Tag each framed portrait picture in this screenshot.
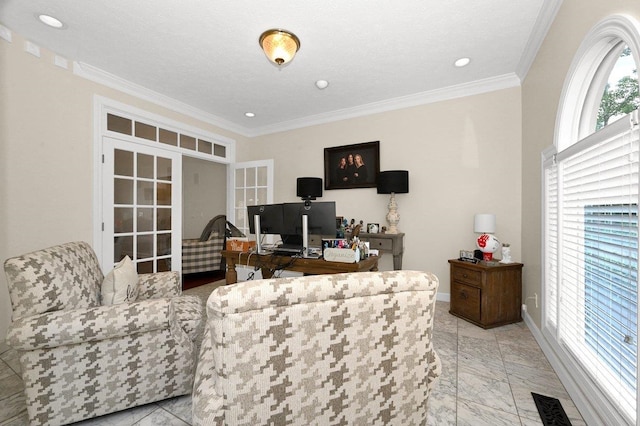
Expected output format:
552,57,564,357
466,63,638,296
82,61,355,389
324,141,380,190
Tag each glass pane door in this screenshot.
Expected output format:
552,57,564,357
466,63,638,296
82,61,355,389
232,160,274,238
102,137,182,273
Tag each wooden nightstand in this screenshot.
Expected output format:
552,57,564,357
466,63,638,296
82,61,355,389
448,259,523,329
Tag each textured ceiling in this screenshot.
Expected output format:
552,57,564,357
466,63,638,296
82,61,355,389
0,1,559,136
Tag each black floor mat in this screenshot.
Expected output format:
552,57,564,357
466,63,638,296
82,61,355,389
531,393,572,426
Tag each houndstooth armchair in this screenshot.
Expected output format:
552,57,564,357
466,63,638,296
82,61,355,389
192,270,441,425
4,241,205,426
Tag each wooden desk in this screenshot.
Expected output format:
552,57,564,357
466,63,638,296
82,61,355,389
310,232,405,270
221,250,380,285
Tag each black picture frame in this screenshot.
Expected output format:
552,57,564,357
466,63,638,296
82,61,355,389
324,141,380,190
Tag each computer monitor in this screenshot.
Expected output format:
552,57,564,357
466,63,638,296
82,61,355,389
247,204,285,235
281,202,338,245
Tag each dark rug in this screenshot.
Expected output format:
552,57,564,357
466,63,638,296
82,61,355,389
532,393,572,426
182,270,225,290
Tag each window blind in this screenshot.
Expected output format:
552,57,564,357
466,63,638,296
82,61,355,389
544,153,558,332
544,111,639,423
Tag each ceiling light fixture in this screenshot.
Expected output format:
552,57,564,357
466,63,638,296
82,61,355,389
245,112,255,118
38,14,64,29
455,57,471,67
259,29,300,67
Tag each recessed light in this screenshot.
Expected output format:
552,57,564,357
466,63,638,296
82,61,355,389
38,14,64,29
245,112,255,118
454,57,471,67
315,80,329,90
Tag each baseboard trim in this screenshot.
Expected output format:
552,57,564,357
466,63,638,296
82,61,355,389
437,292,451,303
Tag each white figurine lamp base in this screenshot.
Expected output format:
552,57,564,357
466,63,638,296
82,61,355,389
386,192,400,234
476,233,501,261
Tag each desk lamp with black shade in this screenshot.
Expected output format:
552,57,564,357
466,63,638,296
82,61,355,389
377,170,409,234
297,177,322,207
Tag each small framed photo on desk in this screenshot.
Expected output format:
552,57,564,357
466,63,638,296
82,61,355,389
367,223,379,233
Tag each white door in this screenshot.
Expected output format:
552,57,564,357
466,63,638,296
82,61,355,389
101,137,182,273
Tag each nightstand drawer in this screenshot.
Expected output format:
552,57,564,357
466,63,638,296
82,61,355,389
451,267,482,286
366,237,393,251
451,282,481,323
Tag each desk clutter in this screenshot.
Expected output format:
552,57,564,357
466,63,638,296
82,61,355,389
322,238,371,263
225,236,375,264
220,250,380,284
226,238,256,252
323,248,360,263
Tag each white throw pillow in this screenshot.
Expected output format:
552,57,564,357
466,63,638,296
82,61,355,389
101,256,139,305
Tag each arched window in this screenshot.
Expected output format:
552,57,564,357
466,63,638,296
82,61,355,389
556,15,640,148
544,15,640,425
596,44,639,130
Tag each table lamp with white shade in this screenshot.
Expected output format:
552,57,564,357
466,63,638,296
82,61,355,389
474,213,501,261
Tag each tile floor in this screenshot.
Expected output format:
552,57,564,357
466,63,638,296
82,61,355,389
0,300,585,425
428,302,585,426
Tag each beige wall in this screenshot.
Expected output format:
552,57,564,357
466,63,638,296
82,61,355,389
239,88,523,286
2,20,528,339
1,26,523,338
0,33,247,338
521,0,640,326
182,157,227,239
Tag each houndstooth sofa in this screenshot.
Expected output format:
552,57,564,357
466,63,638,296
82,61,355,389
192,270,441,425
3,241,205,425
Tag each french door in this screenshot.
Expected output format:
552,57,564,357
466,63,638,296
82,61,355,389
231,160,274,238
101,137,182,273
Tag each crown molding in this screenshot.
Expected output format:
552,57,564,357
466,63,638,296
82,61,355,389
73,61,249,136
75,61,521,139
0,24,12,43
516,0,564,81
246,73,522,137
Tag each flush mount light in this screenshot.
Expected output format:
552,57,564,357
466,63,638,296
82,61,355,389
245,112,256,118
38,14,64,29
454,57,471,67
259,29,300,67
